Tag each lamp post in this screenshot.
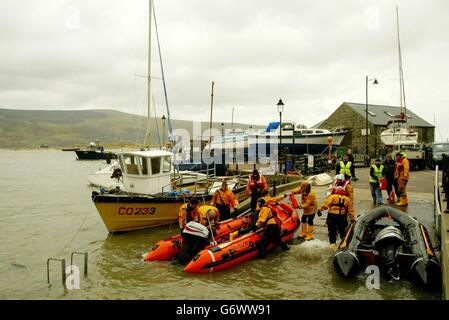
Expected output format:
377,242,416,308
365,76,378,165
161,115,166,148
221,122,224,165
277,99,284,174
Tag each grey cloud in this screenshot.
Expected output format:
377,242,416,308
0,0,448,140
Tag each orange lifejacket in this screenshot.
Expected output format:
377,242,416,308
248,175,266,191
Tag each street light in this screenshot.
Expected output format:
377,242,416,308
161,115,166,148
277,99,284,174
365,77,379,164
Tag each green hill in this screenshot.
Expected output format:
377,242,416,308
0,108,262,149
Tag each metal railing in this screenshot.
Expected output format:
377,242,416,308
435,165,441,237
47,251,88,288
442,154,449,213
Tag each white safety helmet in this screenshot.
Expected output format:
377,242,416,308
335,174,345,181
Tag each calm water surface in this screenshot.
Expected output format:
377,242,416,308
0,150,441,299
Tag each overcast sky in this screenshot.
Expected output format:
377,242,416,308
1,0,448,140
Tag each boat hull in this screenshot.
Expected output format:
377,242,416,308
75,150,117,160
143,213,251,261
183,203,299,273
91,185,249,232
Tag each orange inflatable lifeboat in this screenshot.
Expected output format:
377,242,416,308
183,202,299,273
143,213,252,261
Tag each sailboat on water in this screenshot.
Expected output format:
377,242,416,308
90,0,249,232
380,6,418,146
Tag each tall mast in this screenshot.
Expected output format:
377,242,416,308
396,6,407,117
152,1,173,141
144,0,153,148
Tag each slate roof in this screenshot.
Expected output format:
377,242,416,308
343,102,434,127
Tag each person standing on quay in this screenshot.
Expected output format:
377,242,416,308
383,154,396,201
346,149,358,181
394,152,410,206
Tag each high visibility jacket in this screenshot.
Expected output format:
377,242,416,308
394,158,410,181
369,164,384,183
339,161,352,177
178,203,199,229
211,189,239,208
320,194,354,221
256,206,278,227
197,205,220,226
256,194,285,211
300,190,317,215
246,175,268,193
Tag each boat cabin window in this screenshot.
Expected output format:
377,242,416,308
315,130,324,134
281,123,294,131
151,157,161,175
162,156,171,173
123,155,139,175
139,157,148,175
301,130,314,134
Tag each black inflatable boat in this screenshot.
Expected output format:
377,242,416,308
334,206,441,289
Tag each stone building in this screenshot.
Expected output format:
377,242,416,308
318,102,435,158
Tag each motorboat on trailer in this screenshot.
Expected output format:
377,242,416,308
333,206,440,289
205,121,346,158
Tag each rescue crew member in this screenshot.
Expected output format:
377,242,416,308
394,152,410,206
383,154,396,200
293,181,317,241
247,169,268,212
197,205,220,227
331,174,354,202
335,154,353,180
346,149,358,181
255,198,289,258
210,181,239,220
318,189,355,251
369,158,385,205
229,190,287,240
257,190,287,210
178,198,200,233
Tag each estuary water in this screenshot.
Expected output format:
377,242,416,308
0,150,441,300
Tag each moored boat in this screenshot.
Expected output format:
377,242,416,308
333,206,441,289
91,150,250,232
183,202,299,273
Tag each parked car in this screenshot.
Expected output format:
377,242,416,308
429,142,449,169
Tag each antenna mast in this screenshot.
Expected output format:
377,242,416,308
144,0,153,148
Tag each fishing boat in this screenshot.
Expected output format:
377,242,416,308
380,7,418,147
75,140,116,160
333,206,440,289
87,159,208,191
143,211,252,261
183,202,299,273
205,121,346,159
91,149,249,232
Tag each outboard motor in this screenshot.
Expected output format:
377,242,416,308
374,226,405,280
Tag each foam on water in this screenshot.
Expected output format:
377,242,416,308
293,239,333,260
